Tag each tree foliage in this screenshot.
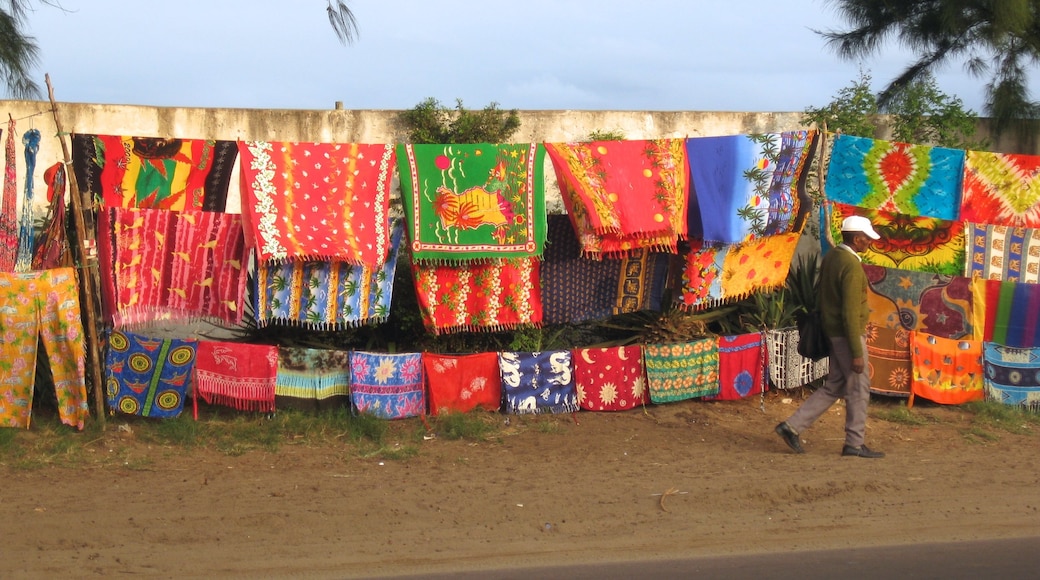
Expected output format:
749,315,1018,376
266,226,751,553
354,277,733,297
399,98,522,144
821,0,1040,133
0,0,41,99
326,0,358,45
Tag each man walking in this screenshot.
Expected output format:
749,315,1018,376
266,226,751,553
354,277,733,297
776,215,885,459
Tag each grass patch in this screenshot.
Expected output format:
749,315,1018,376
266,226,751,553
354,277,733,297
429,412,499,441
872,404,936,426
962,425,1001,443
533,416,563,434
964,401,1040,435
346,412,389,444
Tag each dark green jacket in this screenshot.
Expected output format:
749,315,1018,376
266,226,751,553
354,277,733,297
819,245,869,358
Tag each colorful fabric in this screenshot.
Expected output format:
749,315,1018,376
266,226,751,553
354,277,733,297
825,133,964,220
0,121,15,272
71,134,237,212
720,232,801,300
677,239,729,309
423,352,503,415
398,143,546,263
965,223,1040,283
0,268,89,430
707,333,765,400
194,341,279,413
865,324,912,397
910,331,984,406
983,343,1040,410
960,150,1040,228
274,347,351,411
686,132,814,243
573,345,649,411
349,351,424,419
864,264,973,339
545,139,688,257
14,129,39,272
970,278,1040,348
499,350,578,414
31,163,71,270
765,328,829,389
97,206,248,328
105,330,196,418
239,141,395,268
643,338,720,403
413,258,542,334
255,220,403,329
828,202,965,275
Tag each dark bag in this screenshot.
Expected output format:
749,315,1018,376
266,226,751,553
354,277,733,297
796,309,830,361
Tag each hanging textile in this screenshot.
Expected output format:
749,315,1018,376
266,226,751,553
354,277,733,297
31,163,71,270
864,264,973,339
573,345,648,411
824,133,964,221
960,150,1040,228
0,268,88,430
0,120,15,272
255,220,403,329
499,350,578,415
194,341,279,413
239,141,395,268
828,202,965,275
719,232,801,301
865,324,912,397
764,328,829,389
349,351,424,419
96,206,248,328
105,330,196,418
643,338,720,403
970,278,1040,348
965,223,1040,283
71,134,237,212
545,139,688,257
412,257,542,334
398,142,546,263
706,332,765,400
423,352,503,415
14,128,39,272
677,239,729,310
274,347,351,411
686,132,814,243
909,331,984,406
540,214,670,324
982,343,1040,410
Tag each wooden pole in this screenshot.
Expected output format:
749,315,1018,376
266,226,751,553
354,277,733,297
45,74,106,429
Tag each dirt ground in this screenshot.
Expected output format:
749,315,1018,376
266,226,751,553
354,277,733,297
2,390,1039,579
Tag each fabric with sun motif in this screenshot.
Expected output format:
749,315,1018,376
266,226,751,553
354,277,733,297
499,350,578,415
105,330,196,419
983,343,1040,410
965,222,1040,283
573,345,648,411
825,133,964,220
910,331,984,406
194,341,279,413
350,352,424,419
960,150,1040,228
865,324,912,397
643,338,720,403
864,264,973,340
423,352,502,415
706,333,765,400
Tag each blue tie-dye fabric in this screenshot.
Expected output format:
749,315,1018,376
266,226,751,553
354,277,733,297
498,350,578,414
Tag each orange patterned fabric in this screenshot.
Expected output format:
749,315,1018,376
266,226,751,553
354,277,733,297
720,232,801,300
909,331,984,406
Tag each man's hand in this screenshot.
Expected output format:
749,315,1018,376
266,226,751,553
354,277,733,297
852,356,865,374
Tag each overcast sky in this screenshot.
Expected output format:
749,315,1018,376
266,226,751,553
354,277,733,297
22,0,1034,114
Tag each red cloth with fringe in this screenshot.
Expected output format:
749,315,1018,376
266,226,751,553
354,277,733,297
423,352,503,415
412,258,542,334
574,345,649,411
194,341,279,413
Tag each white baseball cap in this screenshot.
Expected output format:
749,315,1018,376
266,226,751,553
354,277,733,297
840,215,880,240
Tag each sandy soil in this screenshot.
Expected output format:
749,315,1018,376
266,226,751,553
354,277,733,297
2,390,1039,579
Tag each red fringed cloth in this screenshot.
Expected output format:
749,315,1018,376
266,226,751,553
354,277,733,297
96,206,248,328
71,134,238,212
573,345,649,411
194,341,279,413
412,258,542,334
239,141,396,268
960,150,1040,228
707,332,766,400
545,139,689,258
31,163,71,270
909,330,984,407
422,352,503,415
0,120,15,272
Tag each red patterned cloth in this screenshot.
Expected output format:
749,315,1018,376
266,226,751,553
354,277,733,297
96,206,248,328
0,119,16,272
423,352,503,415
960,150,1040,228
545,139,688,258
239,141,396,268
412,258,542,334
707,332,766,400
194,341,279,413
573,345,648,411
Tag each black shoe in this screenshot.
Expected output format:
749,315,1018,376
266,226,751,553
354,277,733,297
775,422,804,454
841,444,885,458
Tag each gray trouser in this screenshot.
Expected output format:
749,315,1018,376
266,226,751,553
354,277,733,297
786,335,871,448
